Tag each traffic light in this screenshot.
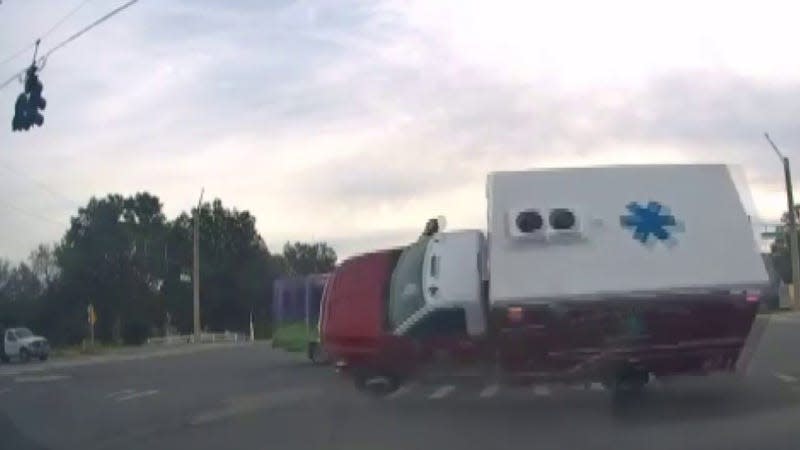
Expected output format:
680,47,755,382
11,65,46,132
12,93,28,131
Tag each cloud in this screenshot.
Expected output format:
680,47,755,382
1,0,799,262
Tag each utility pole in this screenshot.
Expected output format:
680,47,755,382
193,188,204,341
765,133,800,309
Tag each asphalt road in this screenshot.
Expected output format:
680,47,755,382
3,315,800,450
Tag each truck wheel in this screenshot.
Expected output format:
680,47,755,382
608,369,649,402
307,342,327,365
19,348,30,363
39,354,48,362
0,355,8,363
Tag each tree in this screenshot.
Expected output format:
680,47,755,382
282,242,337,275
29,244,59,286
51,193,167,344
770,205,800,283
163,199,277,334
0,262,43,328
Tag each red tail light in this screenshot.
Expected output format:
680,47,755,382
508,306,524,322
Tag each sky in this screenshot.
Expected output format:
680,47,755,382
1,0,799,263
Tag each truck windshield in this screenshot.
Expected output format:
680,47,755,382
387,236,430,329
14,328,32,338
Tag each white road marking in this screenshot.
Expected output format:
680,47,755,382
774,372,798,383
386,383,414,399
0,367,45,377
429,385,455,399
589,382,605,391
190,388,323,426
0,342,247,378
479,384,500,398
650,376,663,389
532,385,551,396
106,389,135,398
14,374,70,383
115,389,159,402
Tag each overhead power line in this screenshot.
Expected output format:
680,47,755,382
0,43,36,68
40,0,96,42
0,198,67,229
40,0,139,61
0,161,81,208
0,0,139,91
0,0,95,68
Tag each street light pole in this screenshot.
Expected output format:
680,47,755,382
193,188,204,340
765,133,800,308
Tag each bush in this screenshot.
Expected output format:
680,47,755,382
253,319,272,340
122,319,150,345
272,322,315,353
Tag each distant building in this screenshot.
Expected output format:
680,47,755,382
272,274,329,327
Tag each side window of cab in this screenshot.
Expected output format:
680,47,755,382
6,330,16,342
407,308,467,339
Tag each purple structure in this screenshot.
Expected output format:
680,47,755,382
272,274,330,330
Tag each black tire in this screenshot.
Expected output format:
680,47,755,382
19,348,30,363
608,369,649,403
0,355,8,363
39,354,48,362
307,342,327,365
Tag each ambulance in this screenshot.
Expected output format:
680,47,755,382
320,165,769,395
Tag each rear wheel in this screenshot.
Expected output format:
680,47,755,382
0,355,8,363
19,348,30,363
39,354,48,362
607,368,649,403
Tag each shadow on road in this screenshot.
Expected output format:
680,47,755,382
0,412,50,450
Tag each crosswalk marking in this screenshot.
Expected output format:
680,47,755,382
774,372,798,383
14,374,69,383
115,389,159,402
106,389,135,398
387,384,414,399
532,385,551,396
429,385,455,399
479,384,499,398
381,381,649,401
589,382,605,391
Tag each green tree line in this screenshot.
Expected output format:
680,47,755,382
0,192,336,346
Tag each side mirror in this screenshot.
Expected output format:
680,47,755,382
422,216,448,237
436,215,447,232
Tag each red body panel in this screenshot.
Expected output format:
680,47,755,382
320,249,400,365
491,295,758,380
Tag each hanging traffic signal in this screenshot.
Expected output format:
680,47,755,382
11,65,46,132
25,66,45,127
12,93,29,131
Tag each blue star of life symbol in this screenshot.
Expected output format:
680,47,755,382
620,201,680,244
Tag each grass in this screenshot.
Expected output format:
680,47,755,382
50,341,127,358
271,323,316,353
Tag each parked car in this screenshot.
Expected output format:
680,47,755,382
0,327,50,363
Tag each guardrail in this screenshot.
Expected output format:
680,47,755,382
146,331,247,345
